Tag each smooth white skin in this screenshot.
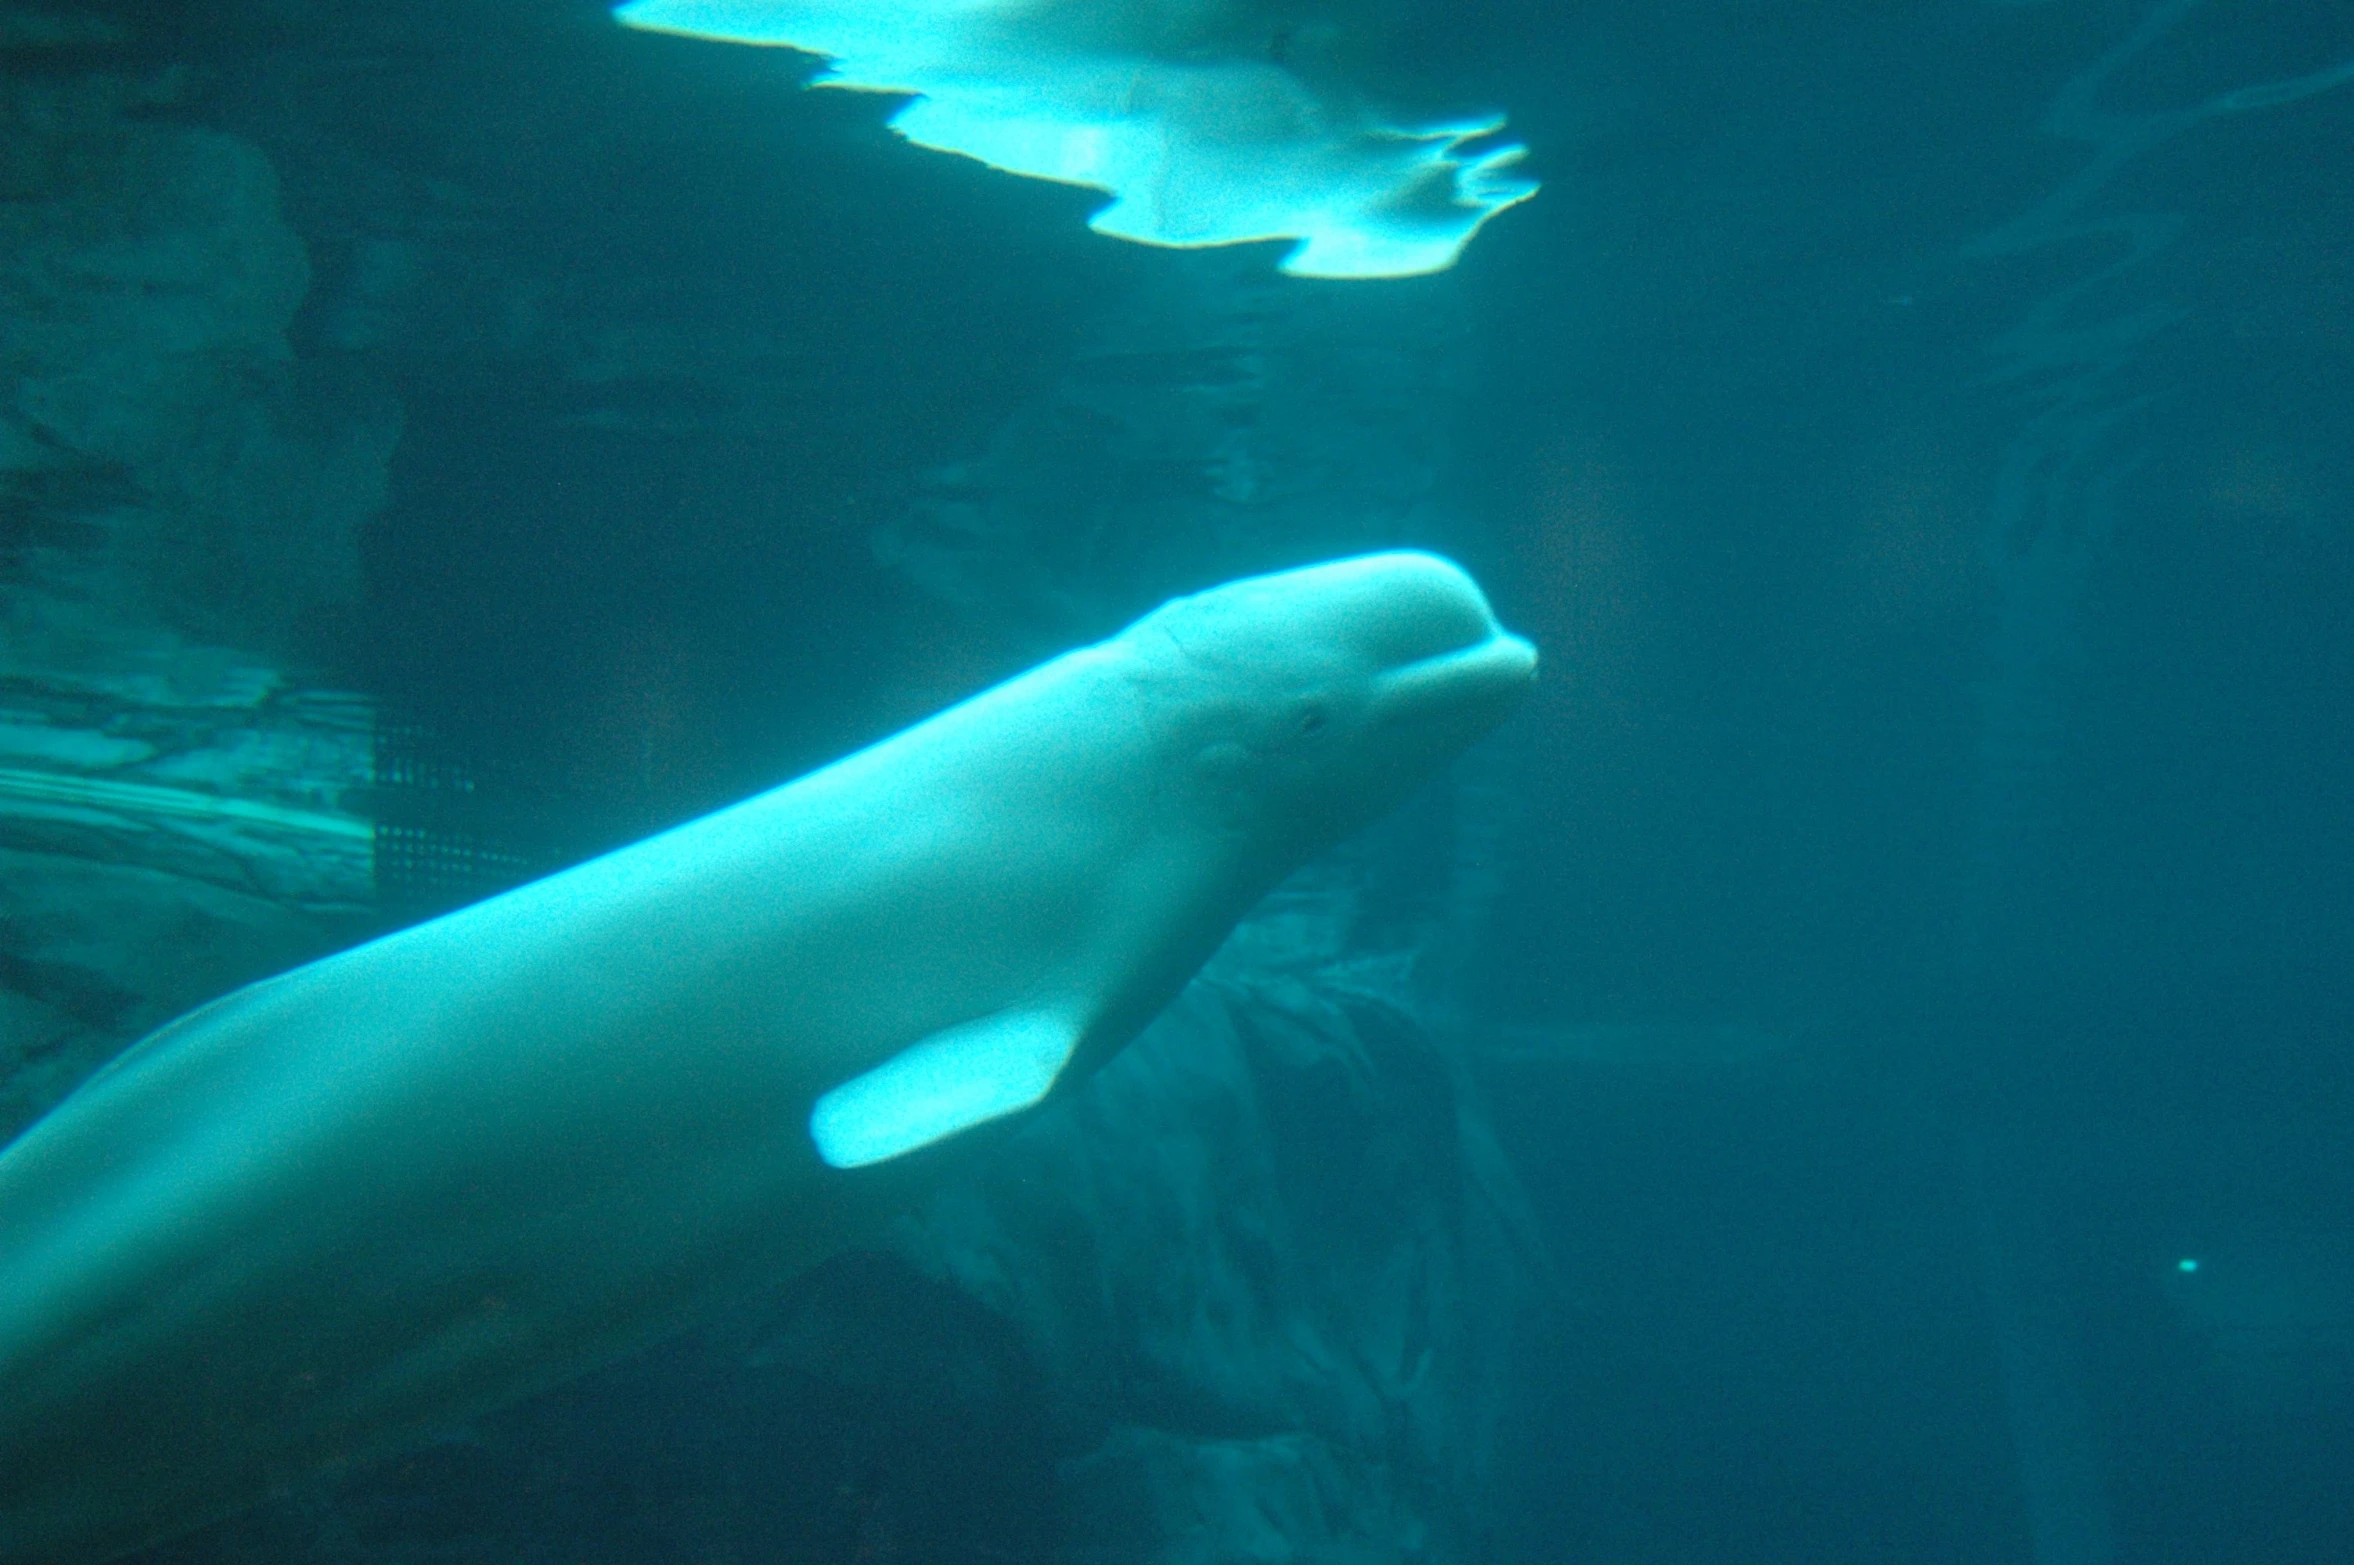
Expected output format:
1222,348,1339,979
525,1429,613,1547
611,0,1537,278
0,552,1534,1565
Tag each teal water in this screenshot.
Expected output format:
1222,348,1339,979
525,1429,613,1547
2,1,2348,1561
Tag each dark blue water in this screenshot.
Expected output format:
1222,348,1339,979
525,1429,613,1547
1457,5,2353,1559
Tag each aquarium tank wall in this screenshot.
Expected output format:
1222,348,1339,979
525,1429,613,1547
0,0,2348,1562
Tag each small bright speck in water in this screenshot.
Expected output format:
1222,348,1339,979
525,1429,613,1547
2178,1258,2201,1274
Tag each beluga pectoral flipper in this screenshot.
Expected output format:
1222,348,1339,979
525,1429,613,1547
810,1002,1090,1169
0,551,1535,1565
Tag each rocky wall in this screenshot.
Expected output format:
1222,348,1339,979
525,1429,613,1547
0,8,389,1138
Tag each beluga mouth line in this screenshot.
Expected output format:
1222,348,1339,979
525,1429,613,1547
0,550,1534,1565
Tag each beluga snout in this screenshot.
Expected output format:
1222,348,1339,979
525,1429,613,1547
1278,547,1536,724
1331,549,1538,715
1337,552,1538,799
1373,621,1540,734
1125,551,1536,859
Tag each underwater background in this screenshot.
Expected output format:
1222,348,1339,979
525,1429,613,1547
1,0,2349,1560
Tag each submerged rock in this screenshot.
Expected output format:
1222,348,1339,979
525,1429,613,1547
915,961,1529,1565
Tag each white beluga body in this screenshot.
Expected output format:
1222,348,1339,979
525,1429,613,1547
612,0,1538,279
0,551,1534,1565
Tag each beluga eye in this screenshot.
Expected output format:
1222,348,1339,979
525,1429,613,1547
1297,704,1328,735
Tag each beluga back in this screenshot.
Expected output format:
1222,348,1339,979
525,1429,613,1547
0,551,1536,1565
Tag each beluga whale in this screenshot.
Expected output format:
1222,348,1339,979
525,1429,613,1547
0,551,1535,1565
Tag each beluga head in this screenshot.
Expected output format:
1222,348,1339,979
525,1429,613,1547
1130,550,1538,864
808,550,1537,1173
802,549,1534,1175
